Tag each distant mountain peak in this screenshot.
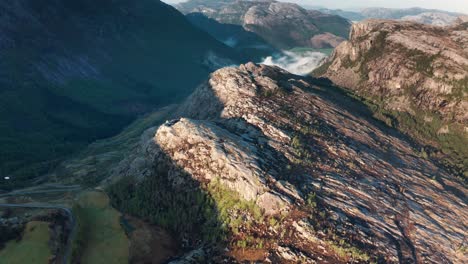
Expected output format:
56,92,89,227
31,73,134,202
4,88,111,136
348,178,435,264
177,0,351,49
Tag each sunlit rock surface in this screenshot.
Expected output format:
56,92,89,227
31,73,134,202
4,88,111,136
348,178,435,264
119,63,466,263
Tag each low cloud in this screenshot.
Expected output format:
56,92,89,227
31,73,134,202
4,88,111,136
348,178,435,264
261,51,328,75
223,37,238,47
203,51,236,70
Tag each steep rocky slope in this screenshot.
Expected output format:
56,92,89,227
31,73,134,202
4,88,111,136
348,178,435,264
456,16,468,24
315,19,468,178
177,0,351,49
0,0,239,188
111,63,467,263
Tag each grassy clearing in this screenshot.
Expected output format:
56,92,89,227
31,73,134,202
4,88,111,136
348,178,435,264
325,239,370,262
0,221,51,264
71,191,129,264
207,178,266,248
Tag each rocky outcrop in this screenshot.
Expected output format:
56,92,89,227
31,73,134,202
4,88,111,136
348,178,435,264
117,63,467,263
456,15,468,24
177,0,351,49
155,118,289,215
316,20,468,175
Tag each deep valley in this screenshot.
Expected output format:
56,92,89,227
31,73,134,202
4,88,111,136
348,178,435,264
0,0,466,263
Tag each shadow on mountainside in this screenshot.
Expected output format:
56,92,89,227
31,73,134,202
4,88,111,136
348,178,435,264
106,144,230,261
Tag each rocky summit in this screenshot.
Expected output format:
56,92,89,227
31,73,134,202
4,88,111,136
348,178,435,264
115,63,466,263
316,19,468,178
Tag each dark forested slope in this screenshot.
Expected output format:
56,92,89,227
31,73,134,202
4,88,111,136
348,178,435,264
0,0,239,187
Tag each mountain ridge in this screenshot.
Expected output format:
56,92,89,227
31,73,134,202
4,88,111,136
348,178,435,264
109,62,467,263
1,3,467,264
177,0,351,49
319,7,465,26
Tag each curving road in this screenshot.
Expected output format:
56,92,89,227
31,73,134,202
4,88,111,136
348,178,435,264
0,186,79,264
0,184,81,198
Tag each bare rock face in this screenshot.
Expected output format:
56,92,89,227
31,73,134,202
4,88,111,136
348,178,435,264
120,63,467,263
177,0,351,49
322,20,468,123
316,20,468,175
155,118,289,215
456,16,468,24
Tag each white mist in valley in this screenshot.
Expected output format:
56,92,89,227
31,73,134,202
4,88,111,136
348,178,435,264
261,51,328,75
223,37,238,48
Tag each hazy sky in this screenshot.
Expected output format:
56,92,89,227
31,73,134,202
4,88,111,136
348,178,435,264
163,0,468,14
